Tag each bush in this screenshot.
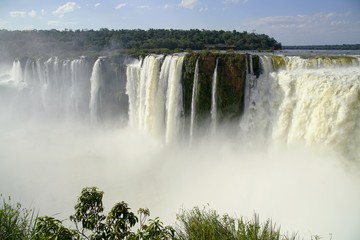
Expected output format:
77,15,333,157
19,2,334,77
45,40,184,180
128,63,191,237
176,206,297,240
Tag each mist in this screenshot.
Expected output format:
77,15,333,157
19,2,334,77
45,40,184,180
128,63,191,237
0,116,359,239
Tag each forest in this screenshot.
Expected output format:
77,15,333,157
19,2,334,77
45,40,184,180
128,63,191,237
0,28,281,59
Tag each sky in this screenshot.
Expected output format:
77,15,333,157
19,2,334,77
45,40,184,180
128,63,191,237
0,0,360,45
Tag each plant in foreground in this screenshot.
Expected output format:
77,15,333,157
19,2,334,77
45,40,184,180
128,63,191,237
0,194,37,240
175,206,298,240
34,186,175,239
2,188,318,240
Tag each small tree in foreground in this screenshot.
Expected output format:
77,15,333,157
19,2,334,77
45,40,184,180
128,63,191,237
33,186,175,239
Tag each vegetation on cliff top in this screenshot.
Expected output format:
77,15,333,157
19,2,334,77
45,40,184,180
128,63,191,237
0,29,281,60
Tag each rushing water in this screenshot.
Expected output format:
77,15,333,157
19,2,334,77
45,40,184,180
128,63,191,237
211,58,219,134
0,52,359,239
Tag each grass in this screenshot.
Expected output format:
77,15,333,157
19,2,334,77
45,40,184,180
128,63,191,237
175,206,298,240
0,194,37,240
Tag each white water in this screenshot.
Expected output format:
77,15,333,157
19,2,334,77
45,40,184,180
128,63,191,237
211,58,219,133
90,57,103,123
189,59,199,140
1,53,360,240
164,55,185,144
126,58,142,128
125,54,185,143
11,59,23,83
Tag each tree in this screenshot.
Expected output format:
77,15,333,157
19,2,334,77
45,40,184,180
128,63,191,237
33,187,176,240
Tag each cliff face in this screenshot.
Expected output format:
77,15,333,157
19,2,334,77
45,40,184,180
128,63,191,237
182,52,247,130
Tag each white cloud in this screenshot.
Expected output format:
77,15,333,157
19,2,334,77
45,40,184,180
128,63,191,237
179,0,199,9
137,5,151,10
94,3,101,7
10,10,37,18
41,9,45,16
243,12,350,30
9,11,27,17
28,10,37,17
52,2,80,17
239,12,360,45
224,0,248,3
115,3,126,9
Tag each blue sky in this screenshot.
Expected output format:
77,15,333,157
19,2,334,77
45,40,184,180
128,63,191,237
0,0,359,45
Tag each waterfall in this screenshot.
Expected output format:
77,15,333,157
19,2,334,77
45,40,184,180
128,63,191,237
165,55,185,144
125,54,185,142
70,57,92,118
11,59,23,84
271,56,360,160
240,55,273,143
189,59,199,139
126,55,164,132
140,55,163,133
211,58,219,133
2,53,360,158
241,55,360,161
89,57,104,123
155,55,173,136
126,58,142,128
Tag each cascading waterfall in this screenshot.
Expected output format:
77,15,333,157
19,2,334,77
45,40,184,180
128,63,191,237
244,55,360,160
126,55,164,133
89,57,104,123
140,55,163,132
189,59,199,139
211,58,219,133
164,55,185,144
11,59,23,84
70,57,92,118
1,53,359,160
155,55,173,136
126,58,142,128
274,56,360,160
240,55,274,143
125,54,185,143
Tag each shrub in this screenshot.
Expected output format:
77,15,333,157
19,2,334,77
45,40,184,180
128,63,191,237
0,195,36,240
175,206,297,240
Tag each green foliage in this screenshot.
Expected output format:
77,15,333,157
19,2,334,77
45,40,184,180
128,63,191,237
33,216,78,240
0,29,282,60
34,187,175,240
176,207,295,240
71,187,105,232
105,201,138,239
0,195,36,240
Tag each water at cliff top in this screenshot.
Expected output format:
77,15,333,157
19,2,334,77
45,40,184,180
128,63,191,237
0,53,359,239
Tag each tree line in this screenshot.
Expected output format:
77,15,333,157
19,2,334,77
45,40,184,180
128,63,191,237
0,28,282,59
